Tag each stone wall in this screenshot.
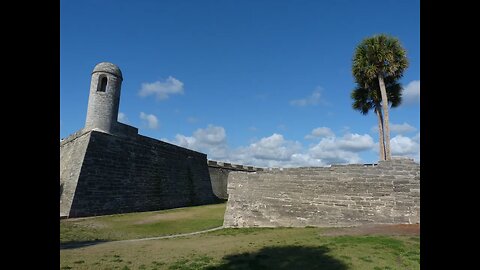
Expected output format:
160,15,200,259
60,129,91,217
224,158,420,227
207,161,263,200
60,130,221,218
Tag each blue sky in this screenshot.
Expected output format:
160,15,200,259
60,0,420,167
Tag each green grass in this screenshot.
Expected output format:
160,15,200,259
60,202,226,244
60,228,419,269
60,203,419,269
61,227,419,269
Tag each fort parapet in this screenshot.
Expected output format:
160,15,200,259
223,157,420,227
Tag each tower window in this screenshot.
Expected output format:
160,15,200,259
97,76,107,92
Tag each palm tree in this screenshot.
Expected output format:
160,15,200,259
352,34,409,160
351,77,402,160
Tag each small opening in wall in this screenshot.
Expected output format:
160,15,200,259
98,76,107,92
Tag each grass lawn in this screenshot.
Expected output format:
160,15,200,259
61,227,419,269
60,202,419,269
60,202,227,244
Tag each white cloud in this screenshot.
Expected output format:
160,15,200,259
290,87,324,107
139,112,159,129
337,133,375,151
371,122,417,135
170,126,381,168
390,122,417,134
390,134,420,160
369,133,420,162
139,76,184,100
171,130,305,168
174,134,196,147
403,80,420,104
308,133,375,164
118,112,128,123
309,144,363,165
173,125,228,159
305,127,334,139
193,125,226,145
289,153,324,167
246,134,302,161
230,132,375,167
226,134,303,167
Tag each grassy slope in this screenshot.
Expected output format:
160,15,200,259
61,227,420,270
60,203,227,244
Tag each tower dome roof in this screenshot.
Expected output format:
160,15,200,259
92,62,123,79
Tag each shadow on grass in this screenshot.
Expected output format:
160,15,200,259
205,245,348,270
60,240,108,250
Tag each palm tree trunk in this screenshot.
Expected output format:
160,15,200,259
375,107,386,161
378,74,391,160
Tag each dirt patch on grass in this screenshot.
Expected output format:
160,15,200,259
321,223,420,236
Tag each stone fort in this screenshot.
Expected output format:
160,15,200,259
60,62,420,227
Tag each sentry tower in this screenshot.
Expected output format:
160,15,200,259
84,62,123,134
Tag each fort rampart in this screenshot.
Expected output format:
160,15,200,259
223,158,420,227
60,129,221,218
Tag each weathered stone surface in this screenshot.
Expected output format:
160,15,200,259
61,130,222,218
60,130,91,217
224,158,420,227
208,167,230,200
207,161,263,200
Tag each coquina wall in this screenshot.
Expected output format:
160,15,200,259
60,129,221,218
207,161,263,200
224,158,420,227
